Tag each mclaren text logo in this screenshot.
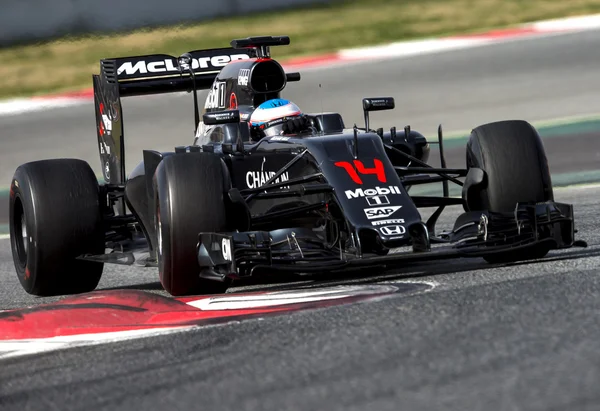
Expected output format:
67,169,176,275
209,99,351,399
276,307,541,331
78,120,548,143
364,206,402,220
117,54,249,76
346,186,401,200
379,225,406,236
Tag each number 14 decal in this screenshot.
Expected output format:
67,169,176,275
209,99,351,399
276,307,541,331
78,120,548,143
334,159,386,185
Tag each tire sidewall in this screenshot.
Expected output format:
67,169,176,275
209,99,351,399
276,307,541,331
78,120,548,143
466,120,553,212
154,153,230,296
9,160,104,296
9,174,40,294
154,164,173,290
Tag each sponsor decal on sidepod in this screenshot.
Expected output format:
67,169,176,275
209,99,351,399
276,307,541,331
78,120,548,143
246,157,290,189
246,171,289,188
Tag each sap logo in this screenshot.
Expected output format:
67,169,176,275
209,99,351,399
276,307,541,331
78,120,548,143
117,54,249,76
379,225,406,236
371,219,405,226
346,186,401,199
238,69,250,86
246,171,289,189
364,206,402,220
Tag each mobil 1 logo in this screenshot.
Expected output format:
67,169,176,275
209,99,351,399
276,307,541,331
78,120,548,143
345,185,401,206
365,195,389,206
345,185,401,200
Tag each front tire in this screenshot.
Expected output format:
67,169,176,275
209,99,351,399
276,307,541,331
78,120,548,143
9,159,104,296
154,153,230,296
465,120,554,263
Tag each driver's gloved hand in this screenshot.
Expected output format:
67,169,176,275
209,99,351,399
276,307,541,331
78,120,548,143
282,115,311,135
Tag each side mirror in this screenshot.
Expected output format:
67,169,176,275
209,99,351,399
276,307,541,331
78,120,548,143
362,97,395,112
203,110,240,125
362,97,395,131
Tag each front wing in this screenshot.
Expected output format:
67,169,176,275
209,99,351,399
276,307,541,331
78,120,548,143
196,201,586,281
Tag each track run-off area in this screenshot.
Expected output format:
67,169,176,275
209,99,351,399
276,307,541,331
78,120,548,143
0,27,599,410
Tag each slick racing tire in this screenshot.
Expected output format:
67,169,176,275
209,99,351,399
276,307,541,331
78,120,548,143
465,120,554,264
9,159,104,296
154,152,230,296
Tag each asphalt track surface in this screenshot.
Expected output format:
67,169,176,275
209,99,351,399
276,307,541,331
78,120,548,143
1,28,600,410
1,185,600,410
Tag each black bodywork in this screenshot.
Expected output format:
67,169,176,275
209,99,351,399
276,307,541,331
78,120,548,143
89,36,584,284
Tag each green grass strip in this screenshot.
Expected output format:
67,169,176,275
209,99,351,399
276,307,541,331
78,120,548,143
2,0,600,99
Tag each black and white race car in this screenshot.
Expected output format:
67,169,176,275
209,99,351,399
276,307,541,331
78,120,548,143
8,36,585,296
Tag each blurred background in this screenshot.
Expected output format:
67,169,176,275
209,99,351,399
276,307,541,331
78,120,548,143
2,0,600,233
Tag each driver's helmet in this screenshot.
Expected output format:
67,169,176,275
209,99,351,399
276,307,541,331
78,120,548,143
250,98,303,137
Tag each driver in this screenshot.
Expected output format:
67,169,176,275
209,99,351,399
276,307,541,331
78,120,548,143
249,98,312,138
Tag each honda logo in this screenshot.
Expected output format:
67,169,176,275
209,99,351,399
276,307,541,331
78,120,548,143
379,225,406,236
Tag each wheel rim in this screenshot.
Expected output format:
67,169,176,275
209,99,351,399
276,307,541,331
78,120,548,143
12,197,28,269
157,205,163,258
21,214,27,255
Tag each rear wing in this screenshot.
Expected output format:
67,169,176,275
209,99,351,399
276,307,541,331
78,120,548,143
93,47,252,186
100,47,252,97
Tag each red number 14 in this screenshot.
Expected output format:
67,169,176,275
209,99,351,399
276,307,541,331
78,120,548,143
334,159,386,185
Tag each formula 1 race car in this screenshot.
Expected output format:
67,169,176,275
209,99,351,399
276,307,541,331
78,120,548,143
9,35,586,296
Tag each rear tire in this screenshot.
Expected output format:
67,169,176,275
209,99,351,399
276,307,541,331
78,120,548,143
154,152,230,296
466,120,554,263
9,159,104,296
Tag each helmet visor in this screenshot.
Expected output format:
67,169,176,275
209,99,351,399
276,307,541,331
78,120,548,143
262,123,285,137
